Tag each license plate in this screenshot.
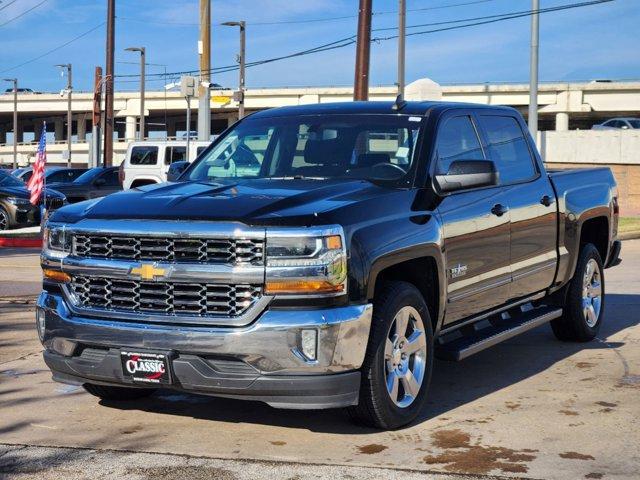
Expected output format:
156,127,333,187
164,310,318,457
120,350,171,384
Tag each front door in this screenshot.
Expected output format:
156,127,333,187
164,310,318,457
434,114,511,324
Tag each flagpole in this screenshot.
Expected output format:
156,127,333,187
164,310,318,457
41,121,47,226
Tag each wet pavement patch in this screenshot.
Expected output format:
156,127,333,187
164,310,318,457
585,473,604,479
559,451,596,461
422,429,537,475
356,444,388,454
270,441,286,446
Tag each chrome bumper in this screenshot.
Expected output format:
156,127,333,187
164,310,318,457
38,291,372,376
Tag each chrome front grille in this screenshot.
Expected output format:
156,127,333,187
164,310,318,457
70,275,262,317
73,234,264,265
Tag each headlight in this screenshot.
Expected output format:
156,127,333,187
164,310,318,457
6,196,31,206
43,225,71,258
265,227,347,296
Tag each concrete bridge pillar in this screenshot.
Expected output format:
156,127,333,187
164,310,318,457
34,122,43,142
167,119,177,139
77,115,86,141
0,125,6,144
15,121,24,143
556,112,569,131
125,115,136,141
54,118,64,142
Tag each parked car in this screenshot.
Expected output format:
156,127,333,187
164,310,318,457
3,87,37,94
38,101,620,429
0,170,66,230
14,167,87,185
47,167,121,204
592,117,640,130
120,140,213,189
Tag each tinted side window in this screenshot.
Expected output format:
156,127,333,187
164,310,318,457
435,116,484,175
101,170,120,187
47,171,66,183
130,146,158,165
479,115,536,184
165,146,188,165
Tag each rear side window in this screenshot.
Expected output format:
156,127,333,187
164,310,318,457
479,115,536,184
165,146,188,165
129,146,158,165
435,116,484,175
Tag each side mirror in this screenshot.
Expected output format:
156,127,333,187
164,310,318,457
167,161,189,182
93,178,106,187
434,160,499,193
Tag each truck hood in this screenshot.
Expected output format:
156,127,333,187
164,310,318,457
51,178,395,225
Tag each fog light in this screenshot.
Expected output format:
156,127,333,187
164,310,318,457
36,307,45,341
301,329,318,361
51,338,77,357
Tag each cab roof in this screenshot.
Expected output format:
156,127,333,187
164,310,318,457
250,100,517,119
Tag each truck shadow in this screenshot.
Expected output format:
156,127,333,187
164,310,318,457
99,293,639,433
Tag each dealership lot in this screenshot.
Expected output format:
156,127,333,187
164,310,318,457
0,243,639,480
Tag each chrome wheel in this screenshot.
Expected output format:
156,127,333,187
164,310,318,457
384,306,427,408
582,258,602,328
0,209,8,231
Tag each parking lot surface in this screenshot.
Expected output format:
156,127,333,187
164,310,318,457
1,242,639,479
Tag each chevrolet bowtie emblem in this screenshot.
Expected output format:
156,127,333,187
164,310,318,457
130,264,165,281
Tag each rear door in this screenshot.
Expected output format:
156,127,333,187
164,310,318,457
435,112,512,324
476,113,557,299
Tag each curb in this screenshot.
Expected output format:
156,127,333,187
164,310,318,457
619,231,640,241
0,236,42,248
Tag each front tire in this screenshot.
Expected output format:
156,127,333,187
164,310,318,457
551,243,605,342
349,281,434,429
83,383,156,401
0,207,10,231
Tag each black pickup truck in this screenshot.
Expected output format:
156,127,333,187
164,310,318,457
37,101,620,429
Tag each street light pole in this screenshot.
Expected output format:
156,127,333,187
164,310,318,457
55,64,73,166
125,47,146,140
222,21,246,120
2,78,18,169
528,0,540,142
397,0,406,98
198,0,211,141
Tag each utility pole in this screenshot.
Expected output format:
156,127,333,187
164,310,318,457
223,21,246,120
397,0,406,98
198,0,211,140
125,47,146,140
55,64,72,166
91,67,102,168
353,0,372,101
103,0,115,166
2,78,18,168
528,0,539,142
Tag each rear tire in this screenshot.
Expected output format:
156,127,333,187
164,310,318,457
83,383,156,401
348,281,434,430
551,243,605,342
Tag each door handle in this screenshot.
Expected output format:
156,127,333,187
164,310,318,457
491,204,509,217
540,195,555,207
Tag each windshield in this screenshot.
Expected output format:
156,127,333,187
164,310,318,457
73,168,103,184
0,170,25,187
187,114,421,184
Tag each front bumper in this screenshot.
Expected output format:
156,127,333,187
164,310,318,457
37,291,372,409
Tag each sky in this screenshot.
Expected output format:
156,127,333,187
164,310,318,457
0,0,638,94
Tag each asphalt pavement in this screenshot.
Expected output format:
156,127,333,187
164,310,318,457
0,242,638,479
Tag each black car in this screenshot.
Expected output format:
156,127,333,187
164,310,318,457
0,170,66,230
48,167,121,204
14,167,87,185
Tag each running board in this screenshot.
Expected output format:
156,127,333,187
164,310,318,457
436,306,563,361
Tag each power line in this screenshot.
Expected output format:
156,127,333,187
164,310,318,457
116,0,613,81
0,22,105,74
118,0,499,27
0,0,20,12
0,0,49,27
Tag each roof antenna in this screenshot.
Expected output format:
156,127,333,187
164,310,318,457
392,94,407,111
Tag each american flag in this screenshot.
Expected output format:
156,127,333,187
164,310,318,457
27,122,47,206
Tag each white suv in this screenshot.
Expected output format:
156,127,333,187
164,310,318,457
120,140,213,189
